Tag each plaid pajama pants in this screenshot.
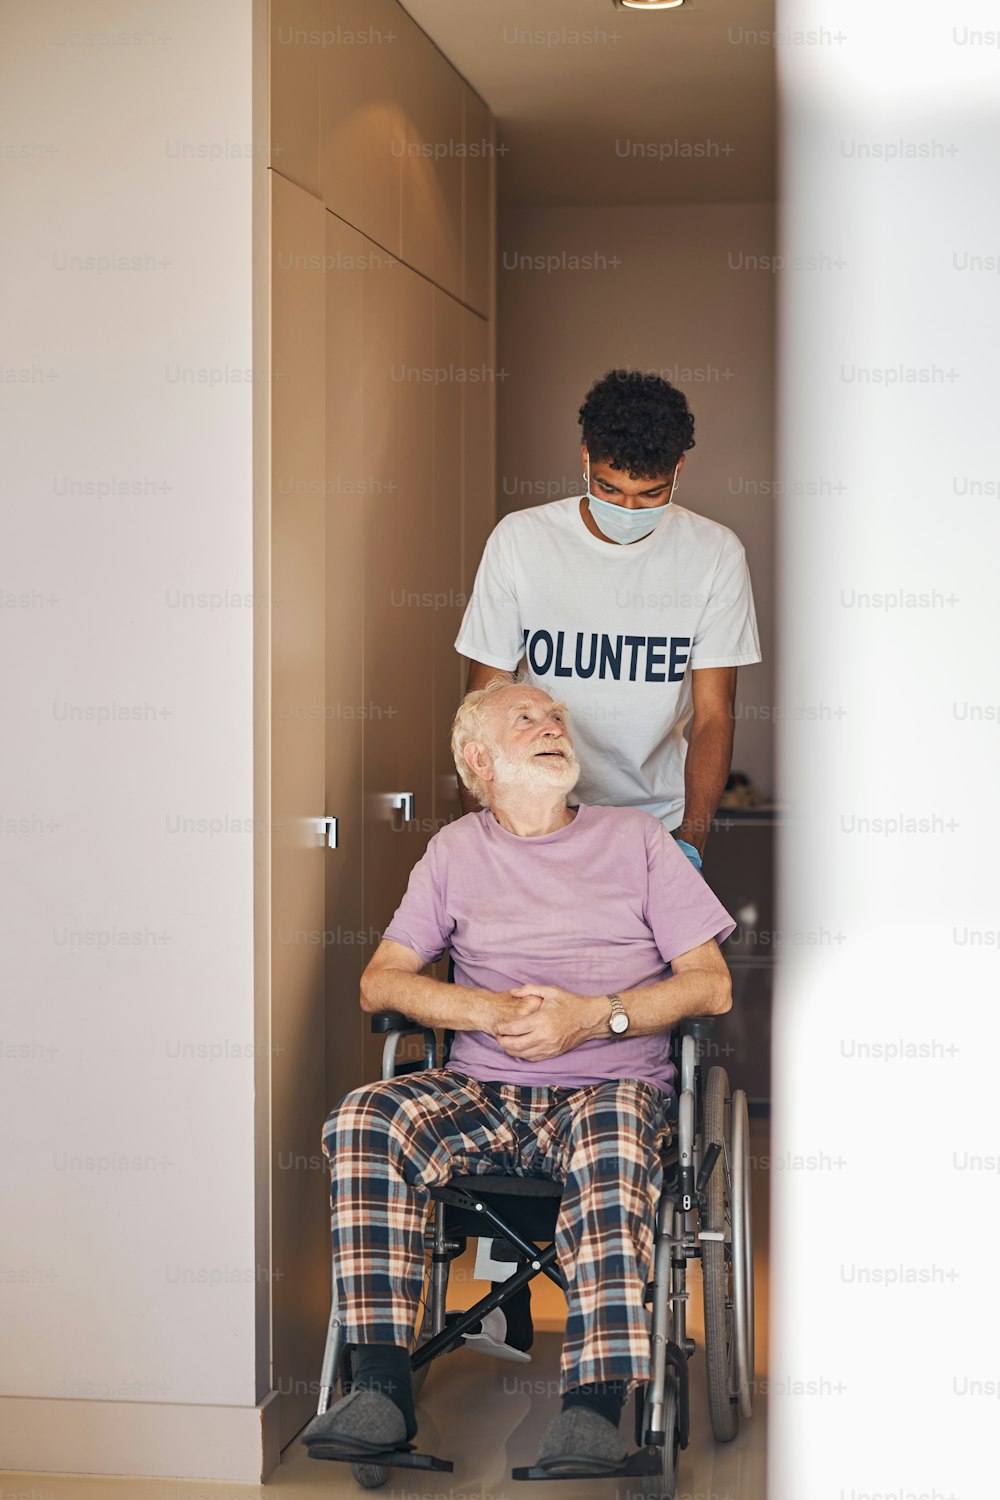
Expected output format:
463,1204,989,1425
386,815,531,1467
321,1066,674,1397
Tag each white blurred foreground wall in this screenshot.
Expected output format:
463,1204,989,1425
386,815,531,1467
772,2,1000,1495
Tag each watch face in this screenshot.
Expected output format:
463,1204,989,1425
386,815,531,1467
610,1013,629,1033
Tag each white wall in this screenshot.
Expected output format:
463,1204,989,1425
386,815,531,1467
771,1,1000,1495
0,0,267,1480
496,203,775,797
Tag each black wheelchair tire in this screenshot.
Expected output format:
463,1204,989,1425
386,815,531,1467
659,1375,680,1499
350,1461,390,1489
701,1065,739,1442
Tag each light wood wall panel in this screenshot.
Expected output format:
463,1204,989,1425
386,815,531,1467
397,6,464,298
360,256,438,1080
269,171,328,1450
270,0,323,198
319,0,405,254
462,91,494,317
323,213,369,1124
461,307,496,598
268,0,495,1462
431,290,465,836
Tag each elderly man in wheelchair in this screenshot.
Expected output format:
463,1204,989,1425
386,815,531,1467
302,676,752,1490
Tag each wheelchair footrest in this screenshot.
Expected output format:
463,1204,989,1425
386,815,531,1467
512,1447,662,1481
306,1442,454,1472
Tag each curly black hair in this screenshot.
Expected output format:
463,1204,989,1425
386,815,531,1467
578,369,695,478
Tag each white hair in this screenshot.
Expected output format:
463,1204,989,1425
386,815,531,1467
451,671,529,808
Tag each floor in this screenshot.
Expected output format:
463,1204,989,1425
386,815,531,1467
4,1118,769,1500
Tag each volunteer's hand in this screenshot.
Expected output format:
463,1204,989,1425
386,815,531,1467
674,837,703,872
493,984,591,1062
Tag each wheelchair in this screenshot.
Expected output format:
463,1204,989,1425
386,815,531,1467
306,1003,755,1499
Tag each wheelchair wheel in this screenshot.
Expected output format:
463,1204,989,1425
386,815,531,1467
731,1085,755,1419
659,1376,680,1499
350,1462,390,1490
701,1066,739,1441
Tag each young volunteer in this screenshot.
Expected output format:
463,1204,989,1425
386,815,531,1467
450,368,762,1358
455,368,762,869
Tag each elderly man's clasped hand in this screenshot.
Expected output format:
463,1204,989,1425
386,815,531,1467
488,985,599,1062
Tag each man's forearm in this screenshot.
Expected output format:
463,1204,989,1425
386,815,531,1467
361,967,489,1032
676,713,734,855
577,966,731,1042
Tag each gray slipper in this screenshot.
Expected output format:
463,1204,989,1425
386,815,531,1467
300,1388,410,1455
535,1406,629,1475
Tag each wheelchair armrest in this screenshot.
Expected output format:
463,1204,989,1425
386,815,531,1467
370,1010,423,1035
677,1014,717,1042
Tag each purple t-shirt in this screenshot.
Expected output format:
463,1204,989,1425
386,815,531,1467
381,803,736,1093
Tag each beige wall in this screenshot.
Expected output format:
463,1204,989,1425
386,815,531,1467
267,0,497,1459
496,203,775,797
0,0,269,1482
0,0,496,1483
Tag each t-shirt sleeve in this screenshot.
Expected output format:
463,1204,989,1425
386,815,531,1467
454,520,524,670
381,836,455,964
689,535,762,669
642,818,737,966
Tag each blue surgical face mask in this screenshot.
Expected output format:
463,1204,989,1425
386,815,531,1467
584,455,678,544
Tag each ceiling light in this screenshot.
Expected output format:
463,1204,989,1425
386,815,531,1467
616,0,686,10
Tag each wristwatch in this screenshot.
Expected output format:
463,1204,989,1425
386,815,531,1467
607,992,629,1035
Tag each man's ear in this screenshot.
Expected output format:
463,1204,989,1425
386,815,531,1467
462,739,493,783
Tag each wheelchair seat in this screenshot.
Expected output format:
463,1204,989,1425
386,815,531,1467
444,1174,563,1197
430,1172,564,1242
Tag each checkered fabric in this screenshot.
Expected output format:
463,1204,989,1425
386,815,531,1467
322,1066,674,1397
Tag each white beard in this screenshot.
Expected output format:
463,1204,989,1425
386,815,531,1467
490,739,581,799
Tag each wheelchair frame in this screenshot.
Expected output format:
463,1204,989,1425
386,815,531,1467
306,1008,754,1498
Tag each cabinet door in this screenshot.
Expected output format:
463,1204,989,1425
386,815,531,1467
270,0,323,198
324,213,369,1118
461,307,497,598
397,5,464,299
707,818,775,1106
361,255,437,1078
269,170,328,1450
319,0,404,254
462,90,494,318
431,289,465,835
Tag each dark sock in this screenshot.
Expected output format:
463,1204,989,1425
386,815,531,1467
561,1379,628,1429
492,1278,534,1351
351,1342,417,1441
460,1278,534,1351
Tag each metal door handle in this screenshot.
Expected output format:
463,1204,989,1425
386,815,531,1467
391,792,415,823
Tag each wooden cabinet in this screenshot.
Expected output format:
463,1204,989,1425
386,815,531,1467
319,0,406,254
397,7,464,297
462,91,494,317
269,0,323,199
268,0,496,1448
269,170,329,1450
360,257,438,1076
460,306,496,595
323,213,368,1114
431,290,465,832
705,811,777,1108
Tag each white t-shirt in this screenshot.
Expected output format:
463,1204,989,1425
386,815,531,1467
454,496,762,830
